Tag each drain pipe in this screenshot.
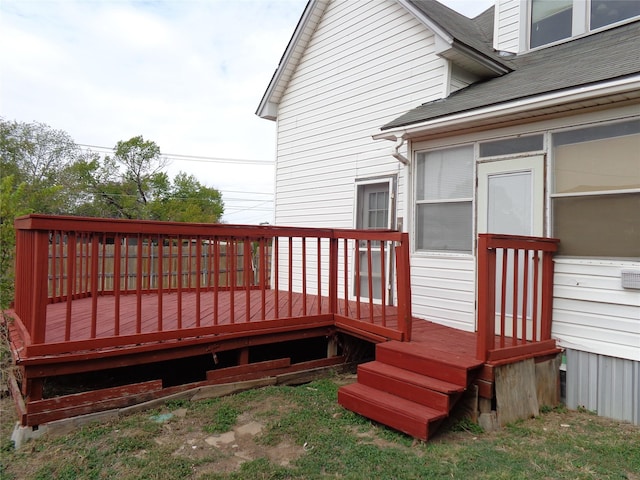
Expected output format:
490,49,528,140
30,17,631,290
390,135,409,165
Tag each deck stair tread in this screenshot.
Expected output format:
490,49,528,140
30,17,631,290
375,341,483,384
357,361,464,411
359,361,464,393
338,383,446,441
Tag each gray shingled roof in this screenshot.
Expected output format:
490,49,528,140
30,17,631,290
383,20,640,130
408,0,504,65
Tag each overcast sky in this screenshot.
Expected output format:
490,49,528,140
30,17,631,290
1,0,493,224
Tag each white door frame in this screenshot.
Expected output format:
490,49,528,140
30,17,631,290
353,176,396,304
476,155,546,332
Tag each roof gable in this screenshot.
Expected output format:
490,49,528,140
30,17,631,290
256,0,506,120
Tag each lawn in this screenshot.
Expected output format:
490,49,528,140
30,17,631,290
1,374,638,479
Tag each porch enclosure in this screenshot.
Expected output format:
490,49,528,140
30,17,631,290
11,215,558,363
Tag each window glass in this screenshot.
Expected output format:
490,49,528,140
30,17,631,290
415,145,473,253
416,203,473,252
591,0,640,29
552,119,640,257
531,0,573,48
479,135,544,157
553,193,640,257
416,146,473,201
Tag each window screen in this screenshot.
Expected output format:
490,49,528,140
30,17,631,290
552,120,640,257
415,145,473,253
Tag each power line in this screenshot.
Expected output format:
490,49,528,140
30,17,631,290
77,143,274,165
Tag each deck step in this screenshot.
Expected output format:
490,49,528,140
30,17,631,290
357,361,463,411
338,383,446,441
376,341,483,385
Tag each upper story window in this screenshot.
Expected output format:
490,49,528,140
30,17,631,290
531,0,573,48
530,0,640,49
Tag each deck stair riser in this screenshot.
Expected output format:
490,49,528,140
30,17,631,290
338,340,484,441
337,383,445,441
357,361,462,412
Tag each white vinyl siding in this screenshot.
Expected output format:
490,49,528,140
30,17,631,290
552,259,640,362
275,0,446,232
411,256,476,331
493,0,522,53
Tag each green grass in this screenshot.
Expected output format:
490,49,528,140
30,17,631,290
1,376,639,479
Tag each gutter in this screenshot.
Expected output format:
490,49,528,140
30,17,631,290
374,75,640,141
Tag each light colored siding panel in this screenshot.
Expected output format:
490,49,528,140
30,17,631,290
566,349,639,425
410,255,476,331
494,0,521,53
552,259,640,362
275,0,444,234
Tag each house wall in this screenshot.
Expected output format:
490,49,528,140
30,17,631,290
493,0,523,53
410,104,640,356
273,0,450,293
410,105,640,423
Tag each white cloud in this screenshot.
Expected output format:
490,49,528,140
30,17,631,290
1,0,492,224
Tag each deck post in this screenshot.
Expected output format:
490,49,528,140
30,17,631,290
30,230,50,345
329,236,338,314
476,234,496,362
540,250,555,340
395,233,412,342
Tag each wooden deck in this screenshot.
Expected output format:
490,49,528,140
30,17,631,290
5,215,561,438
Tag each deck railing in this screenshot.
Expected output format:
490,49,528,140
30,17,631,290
476,233,559,362
13,215,411,355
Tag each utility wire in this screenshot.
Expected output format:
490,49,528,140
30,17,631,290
77,143,274,165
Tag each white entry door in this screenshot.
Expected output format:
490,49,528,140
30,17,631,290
477,156,545,331
355,179,394,302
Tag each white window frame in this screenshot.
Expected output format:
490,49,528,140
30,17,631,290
413,144,475,256
527,0,640,51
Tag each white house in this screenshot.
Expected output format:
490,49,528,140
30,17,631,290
257,0,640,424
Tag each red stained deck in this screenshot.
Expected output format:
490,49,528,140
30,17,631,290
6,215,560,436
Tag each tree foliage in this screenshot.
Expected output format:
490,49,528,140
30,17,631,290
0,118,225,307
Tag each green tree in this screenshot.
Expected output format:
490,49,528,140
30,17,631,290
155,172,224,223
0,176,29,308
0,121,226,306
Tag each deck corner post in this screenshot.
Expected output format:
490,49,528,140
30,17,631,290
30,230,50,345
476,234,495,362
395,233,412,342
540,250,556,341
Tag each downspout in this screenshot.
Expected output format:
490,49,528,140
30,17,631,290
390,135,409,165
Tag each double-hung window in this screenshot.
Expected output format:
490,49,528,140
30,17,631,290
415,145,473,253
551,119,640,257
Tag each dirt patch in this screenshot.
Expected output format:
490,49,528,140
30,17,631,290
149,404,305,476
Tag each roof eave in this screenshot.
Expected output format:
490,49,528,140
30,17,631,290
373,75,640,141
256,0,329,120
